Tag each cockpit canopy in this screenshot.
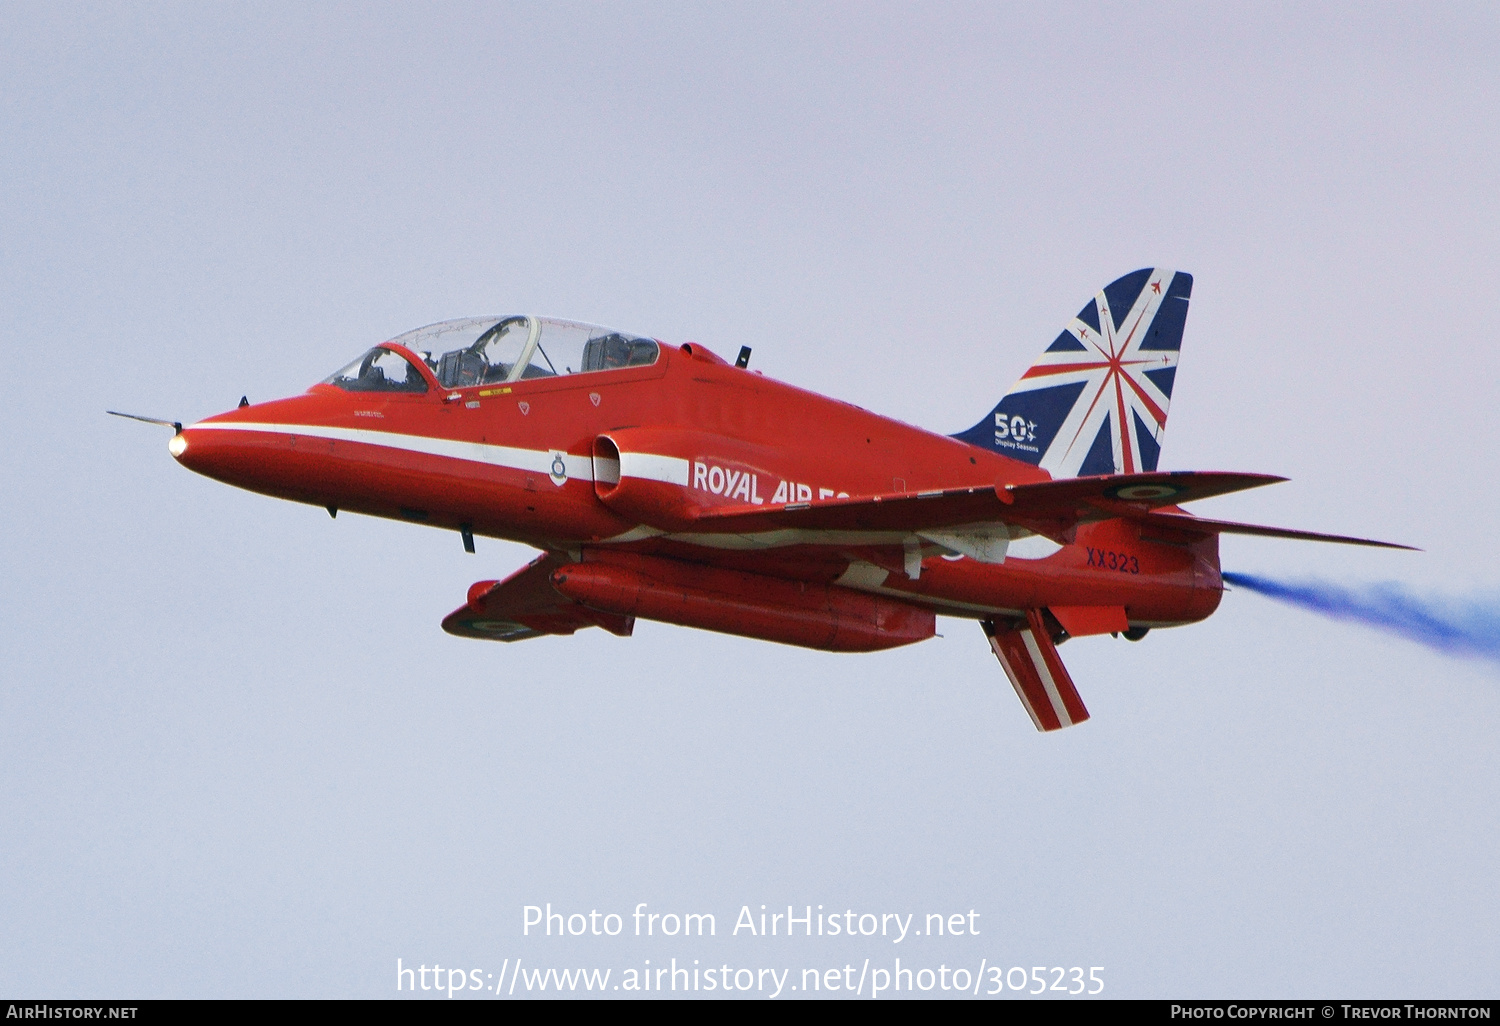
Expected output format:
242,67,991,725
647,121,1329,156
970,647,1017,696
323,316,660,394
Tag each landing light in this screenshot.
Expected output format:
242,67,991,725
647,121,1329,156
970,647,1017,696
168,434,187,458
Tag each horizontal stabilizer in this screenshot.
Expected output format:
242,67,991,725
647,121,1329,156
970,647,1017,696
441,553,634,642
982,612,1089,732
1133,511,1417,550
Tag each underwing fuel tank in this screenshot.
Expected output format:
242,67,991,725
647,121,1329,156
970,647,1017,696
552,554,935,652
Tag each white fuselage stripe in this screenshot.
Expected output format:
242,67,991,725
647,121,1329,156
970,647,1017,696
188,421,595,482
619,452,691,486
186,422,1075,573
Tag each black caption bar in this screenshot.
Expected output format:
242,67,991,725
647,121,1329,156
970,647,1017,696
2,999,1495,1015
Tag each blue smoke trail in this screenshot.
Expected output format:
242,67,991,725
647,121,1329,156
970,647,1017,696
1222,572,1500,665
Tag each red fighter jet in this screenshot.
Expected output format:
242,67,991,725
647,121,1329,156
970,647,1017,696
115,269,1408,731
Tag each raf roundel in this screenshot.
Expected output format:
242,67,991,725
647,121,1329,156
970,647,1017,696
1107,483,1184,502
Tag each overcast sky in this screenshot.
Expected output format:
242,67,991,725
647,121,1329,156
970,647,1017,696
2,2,1497,999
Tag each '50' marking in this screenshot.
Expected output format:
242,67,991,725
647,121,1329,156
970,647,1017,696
1086,547,1139,574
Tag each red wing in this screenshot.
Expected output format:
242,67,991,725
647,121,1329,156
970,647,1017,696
441,553,634,642
687,471,1284,540
998,471,1288,539
685,470,1411,550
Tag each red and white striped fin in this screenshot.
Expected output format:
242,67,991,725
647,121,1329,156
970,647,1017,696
982,611,1090,732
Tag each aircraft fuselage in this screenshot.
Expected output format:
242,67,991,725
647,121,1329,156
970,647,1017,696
174,338,1221,634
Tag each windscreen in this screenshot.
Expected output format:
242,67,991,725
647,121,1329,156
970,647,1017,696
323,347,429,393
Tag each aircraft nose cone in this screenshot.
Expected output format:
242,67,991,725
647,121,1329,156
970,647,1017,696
169,394,342,498
170,422,250,483
170,424,219,476
169,402,327,499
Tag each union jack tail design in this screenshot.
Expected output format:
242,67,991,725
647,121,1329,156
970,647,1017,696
954,268,1192,476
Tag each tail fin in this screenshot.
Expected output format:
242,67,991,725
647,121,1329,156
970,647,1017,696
954,268,1192,477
